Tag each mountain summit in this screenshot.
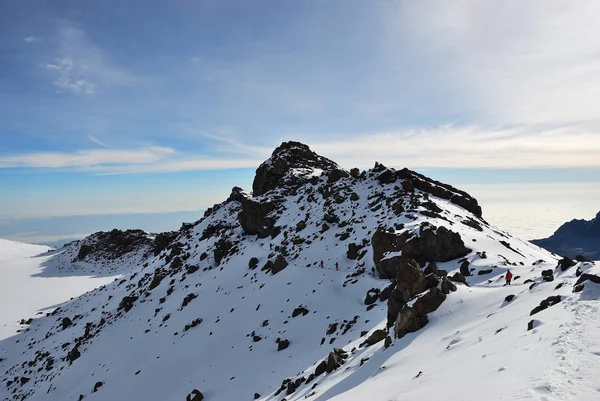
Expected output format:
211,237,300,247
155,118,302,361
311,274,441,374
533,211,600,259
1,142,599,401
252,141,340,196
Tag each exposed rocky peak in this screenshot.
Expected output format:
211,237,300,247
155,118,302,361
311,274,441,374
75,229,153,262
532,210,600,259
252,141,340,196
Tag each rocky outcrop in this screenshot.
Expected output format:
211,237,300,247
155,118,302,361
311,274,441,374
396,168,483,217
252,141,339,196
395,287,447,339
402,226,470,267
76,229,153,262
326,348,348,373
372,226,469,278
238,198,278,238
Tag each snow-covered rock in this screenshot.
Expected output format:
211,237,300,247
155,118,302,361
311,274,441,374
1,142,599,401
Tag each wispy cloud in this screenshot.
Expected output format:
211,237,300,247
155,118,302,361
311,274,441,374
309,125,600,169
23,36,41,43
0,147,175,168
1,124,599,173
88,135,108,147
44,26,137,95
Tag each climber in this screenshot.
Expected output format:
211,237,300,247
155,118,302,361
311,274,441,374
335,262,339,270
505,270,513,286
320,260,324,268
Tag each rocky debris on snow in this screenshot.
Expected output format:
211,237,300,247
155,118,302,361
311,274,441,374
326,348,348,373
573,273,600,292
460,260,472,276
541,269,554,282
448,272,469,286
76,229,153,262
277,338,290,351
505,294,515,303
364,288,380,305
186,389,204,401
61,317,73,330
530,295,562,316
292,305,309,317
557,256,577,271
360,329,388,347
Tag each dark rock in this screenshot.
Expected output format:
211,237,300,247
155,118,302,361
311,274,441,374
61,317,73,330
478,269,493,276
248,257,259,270
254,393,260,400
347,243,360,260
459,260,471,277
505,294,515,302
527,320,535,331
153,231,177,256
271,255,288,275
377,169,397,184
530,295,562,316
278,339,290,351
575,273,600,286
364,288,380,305
213,239,234,264
186,389,204,401
557,256,577,271
118,296,138,312
541,269,554,282
315,360,327,376
440,277,457,294
93,382,103,392
292,306,309,317
574,284,584,293
379,283,394,302
395,287,446,338
384,335,392,348
326,349,347,373
448,272,469,286
361,329,388,346
327,169,350,183
382,257,428,303
286,380,297,395
402,226,470,267
238,198,277,238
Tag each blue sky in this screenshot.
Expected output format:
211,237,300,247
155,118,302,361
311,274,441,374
1,1,600,243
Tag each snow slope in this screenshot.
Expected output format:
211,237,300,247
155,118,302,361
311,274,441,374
1,142,599,401
0,239,116,341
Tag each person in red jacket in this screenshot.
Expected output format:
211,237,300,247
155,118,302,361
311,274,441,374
505,270,513,286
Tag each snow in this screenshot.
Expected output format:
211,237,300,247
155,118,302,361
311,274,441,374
0,164,599,401
0,239,117,341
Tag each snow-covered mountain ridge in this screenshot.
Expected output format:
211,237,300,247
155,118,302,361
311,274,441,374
1,142,599,401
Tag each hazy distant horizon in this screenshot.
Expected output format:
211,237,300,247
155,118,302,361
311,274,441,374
1,180,597,246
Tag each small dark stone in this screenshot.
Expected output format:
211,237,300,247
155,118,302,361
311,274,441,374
504,294,515,302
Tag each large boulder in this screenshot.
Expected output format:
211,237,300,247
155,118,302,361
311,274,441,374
238,198,277,238
371,228,411,278
252,141,339,196
402,226,470,267
395,287,447,338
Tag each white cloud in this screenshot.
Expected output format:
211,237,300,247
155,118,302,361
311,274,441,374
308,125,600,169
1,124,598,174
0,147,175,168
45,26,137,94
23,36,41,43
88,135,108,147
386,1,600,125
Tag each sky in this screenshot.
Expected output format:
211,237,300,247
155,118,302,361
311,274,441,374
1,0,599,244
